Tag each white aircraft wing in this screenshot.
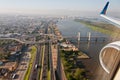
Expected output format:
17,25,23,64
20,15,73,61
100,1,120,27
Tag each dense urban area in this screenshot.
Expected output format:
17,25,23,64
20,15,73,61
0,15,90,80
0,15,119,80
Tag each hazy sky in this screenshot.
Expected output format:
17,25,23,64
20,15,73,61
0,0,119,16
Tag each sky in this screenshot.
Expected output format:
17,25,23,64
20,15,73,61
0,0,119,16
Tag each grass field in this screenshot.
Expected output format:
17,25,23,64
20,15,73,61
74,19,120,37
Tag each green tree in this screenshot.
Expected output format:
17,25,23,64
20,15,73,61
67,73,75,80
74,68,86,80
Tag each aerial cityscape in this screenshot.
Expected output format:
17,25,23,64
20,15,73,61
0,0,120,80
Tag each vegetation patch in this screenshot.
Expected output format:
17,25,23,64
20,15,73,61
74,19,120,37
61,50,88,80
47,70,50,80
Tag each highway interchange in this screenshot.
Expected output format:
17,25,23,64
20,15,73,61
10,21,63,80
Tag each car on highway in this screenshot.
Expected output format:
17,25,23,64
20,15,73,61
12,74,19,79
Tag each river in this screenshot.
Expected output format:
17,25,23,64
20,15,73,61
57,19,113,80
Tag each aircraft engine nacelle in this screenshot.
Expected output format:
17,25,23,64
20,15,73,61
99,41,120,74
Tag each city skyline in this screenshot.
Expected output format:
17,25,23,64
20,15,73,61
0,0,119,16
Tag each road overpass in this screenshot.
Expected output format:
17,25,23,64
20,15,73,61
0,38,55,45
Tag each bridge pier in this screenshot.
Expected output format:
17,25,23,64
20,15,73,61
88,32,91,41
77,32,80,49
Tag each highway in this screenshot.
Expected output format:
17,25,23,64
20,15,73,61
40,41,55,80
0,21,63,80
29,45,42,80
40,22,56,80
56,44,62,80
41,44,49,80
29,21,58,80
40,23,50,80
47,22,56,80
29,21,61,80
49,42,56,80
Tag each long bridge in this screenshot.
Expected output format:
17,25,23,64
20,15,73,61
0,35,110,45
65,36,109,42
0,38,51,44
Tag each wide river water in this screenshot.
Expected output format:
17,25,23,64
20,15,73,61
57,20,109,37
57,19,113,80
57,19,110,58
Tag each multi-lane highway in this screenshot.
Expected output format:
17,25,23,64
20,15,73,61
49,42,56,80
41,23,51,80
29,21,61,80
0,21,64,80
29,45,42,80
41,44,49,80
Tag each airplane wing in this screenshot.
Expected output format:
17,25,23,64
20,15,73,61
100,1,120,27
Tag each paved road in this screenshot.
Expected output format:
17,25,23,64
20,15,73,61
30,21,57,80
56,45,62,80
49,42,56,80
41,44,49,80
29,45,41,80
41,22,55,80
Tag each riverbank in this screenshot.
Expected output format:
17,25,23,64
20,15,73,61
60,50,89,80
57,19,115,80
74,19,120,38
59,37,90,80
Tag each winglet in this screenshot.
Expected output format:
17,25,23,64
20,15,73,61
100,1,109,15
